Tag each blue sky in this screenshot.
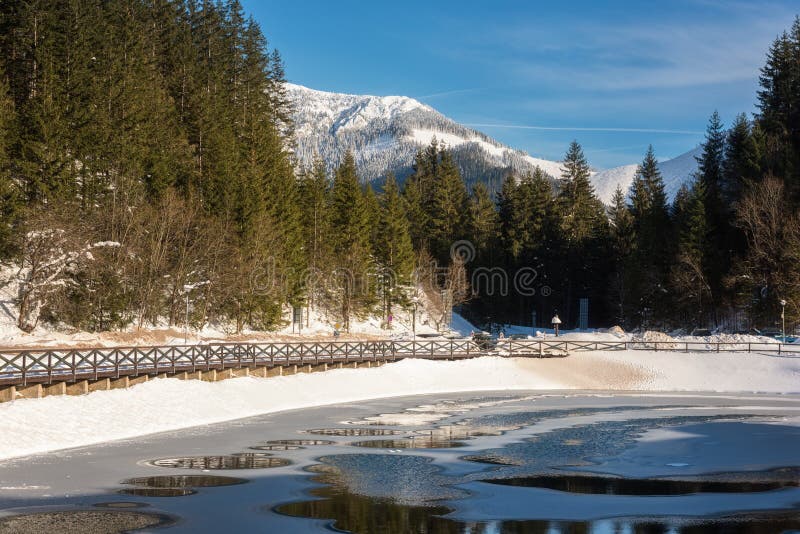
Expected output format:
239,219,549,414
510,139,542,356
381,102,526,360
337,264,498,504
241,0,797,168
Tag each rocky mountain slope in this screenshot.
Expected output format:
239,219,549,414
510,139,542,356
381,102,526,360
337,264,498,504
287,83,563,189
288,83,700,200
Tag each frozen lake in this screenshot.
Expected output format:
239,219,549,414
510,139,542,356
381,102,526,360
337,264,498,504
1,391,799,533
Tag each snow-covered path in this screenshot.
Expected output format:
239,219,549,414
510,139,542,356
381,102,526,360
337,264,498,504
0,352,798,461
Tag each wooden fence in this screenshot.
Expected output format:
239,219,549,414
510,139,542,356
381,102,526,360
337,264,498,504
1,338,797,387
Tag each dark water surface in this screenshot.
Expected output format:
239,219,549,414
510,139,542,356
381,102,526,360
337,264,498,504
1,392,799,533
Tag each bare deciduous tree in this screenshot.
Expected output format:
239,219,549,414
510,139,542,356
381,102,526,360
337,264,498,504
14,210,119,332
733,177,800,324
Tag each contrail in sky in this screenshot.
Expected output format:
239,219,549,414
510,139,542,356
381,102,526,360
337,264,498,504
416,88,482,99
466,123,703,135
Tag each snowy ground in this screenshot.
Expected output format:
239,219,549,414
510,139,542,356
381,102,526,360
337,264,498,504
1,264,788,349
0,268,444,347
499,323,793,347
0,350,798,461
0,392,797,533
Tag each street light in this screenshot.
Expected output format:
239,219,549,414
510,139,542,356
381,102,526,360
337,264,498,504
184,286,191,344
551,313,561,337
780,299,787,343
411,296,419,338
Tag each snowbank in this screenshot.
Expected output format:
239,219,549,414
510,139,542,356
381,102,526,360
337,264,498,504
0,358,561,461
1,350,798,461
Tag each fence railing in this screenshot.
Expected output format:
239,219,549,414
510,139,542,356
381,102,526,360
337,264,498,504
0,338,796,387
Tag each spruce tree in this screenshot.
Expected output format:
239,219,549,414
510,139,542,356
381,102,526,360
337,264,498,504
757,18,800,194
632,146,670,259
363,182,381,252
0,60,20,256
497,174,522,261
558,141,605,245
608,186,635,326
556,141,610,327
376,173,415,316
299,158,332,313
670,180,711,326
402,175,429,250
723,114,760,201
330,152,373,330
721,113,760,259
627,146,672,325
429,148,469,263
694,112,728,319
467,182,500,264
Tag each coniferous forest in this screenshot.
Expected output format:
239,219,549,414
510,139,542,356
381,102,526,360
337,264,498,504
0,2,798,334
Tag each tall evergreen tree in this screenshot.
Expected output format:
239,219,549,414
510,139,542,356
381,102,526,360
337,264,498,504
497,174,523,261
558,141,606,245
670,180,711,326
694,112,728,319
556,141,609,327
757,18,800,195
723,114,760,202
0,60,20,256
429,148,469,262
627,146,672,325
376,173,415,318
298,158,331,314
402,175,429,250
721,113,761,260
330,152,372,330
608,186,635,326
467,182,500,264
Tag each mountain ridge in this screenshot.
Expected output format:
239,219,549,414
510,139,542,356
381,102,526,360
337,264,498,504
287,82,700,201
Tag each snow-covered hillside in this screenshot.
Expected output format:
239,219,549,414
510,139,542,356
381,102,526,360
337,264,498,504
591,146,702,204
287,83,563,185
288,83,701,200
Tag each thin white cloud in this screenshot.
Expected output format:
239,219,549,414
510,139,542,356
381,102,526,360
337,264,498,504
415,88,483,100
467,123,704,135
461,8,796,91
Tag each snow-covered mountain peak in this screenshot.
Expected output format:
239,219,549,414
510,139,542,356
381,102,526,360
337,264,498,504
287,82,700,199
286,83,431,136
590,145,702,204
287,83,563,187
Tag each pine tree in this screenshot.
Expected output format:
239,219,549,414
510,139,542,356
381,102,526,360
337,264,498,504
429,148,469,262
721,113,761,259
376,173,415,317
298,158,331,314
363,182,381,252
0,60,20,256
608,186,635,326
497,174,522,261
757,18,800,194
694,112,728,319
330,151,373,330
556,141,610,327
632,146,670,257
467,182,499,264
723,114,760,201
670,180,711,325
402,175,429,250
627,146,672,325
558,141,606,245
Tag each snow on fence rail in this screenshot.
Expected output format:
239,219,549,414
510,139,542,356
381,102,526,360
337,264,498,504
0,339,797,387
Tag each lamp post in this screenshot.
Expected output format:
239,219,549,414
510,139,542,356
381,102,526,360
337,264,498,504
780,299,787,343
411,296,419,338
183,285,192,344
551,313,561,337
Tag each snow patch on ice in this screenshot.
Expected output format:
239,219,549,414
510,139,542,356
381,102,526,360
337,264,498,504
1,349,799,461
